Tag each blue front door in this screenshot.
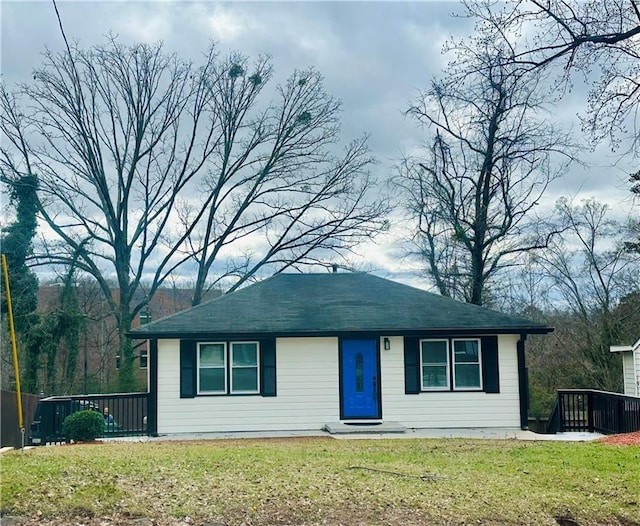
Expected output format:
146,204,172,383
340,339,381,420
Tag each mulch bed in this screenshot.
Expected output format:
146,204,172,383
599,430,640,445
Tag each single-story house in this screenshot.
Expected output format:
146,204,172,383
610,339,640,397
129,272,552,435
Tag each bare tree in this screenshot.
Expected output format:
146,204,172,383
175,63,388,304
1,38,388,391
457,1,640,291
628,169,640,252
533,198,640,391
462,0,640,150
396,47,575,305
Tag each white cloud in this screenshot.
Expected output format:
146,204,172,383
120,6,173,43
205,5,252,42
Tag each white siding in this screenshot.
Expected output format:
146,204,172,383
156,338,340,433
156,334,523,433
622,352,635,396
635,350,640,397
379,335,521,429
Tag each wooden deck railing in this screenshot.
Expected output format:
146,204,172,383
546,389,640,434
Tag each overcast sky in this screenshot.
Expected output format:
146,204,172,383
2,0,636,287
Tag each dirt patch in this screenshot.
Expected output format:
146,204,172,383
599,430,640,446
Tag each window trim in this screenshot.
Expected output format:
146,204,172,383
139,349,148,369
196,341,262,396
230,341,260,394
420,339,451,391
197,342,228,395
452,338,483,391
419,337,483,392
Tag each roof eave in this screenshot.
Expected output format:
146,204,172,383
127,326,553,340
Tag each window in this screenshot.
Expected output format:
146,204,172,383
453,339,482,390
419,338,482,391
198,343,227,394
421,340,450,390
197,341,260,395
139,349,148,369
355,352,364,392
230,342,259,394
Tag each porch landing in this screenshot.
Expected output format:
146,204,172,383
323,422,407,434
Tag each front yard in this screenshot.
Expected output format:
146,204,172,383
1,437,638,525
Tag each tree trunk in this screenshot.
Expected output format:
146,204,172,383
117,306,135,392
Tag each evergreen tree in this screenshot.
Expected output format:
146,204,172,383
1,174,40,392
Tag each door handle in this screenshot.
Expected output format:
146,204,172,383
372,376,377,399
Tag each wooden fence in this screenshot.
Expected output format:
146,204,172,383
1,390,40,448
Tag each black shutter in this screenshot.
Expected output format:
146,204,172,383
404,337,421,394
180,340,197,398
481,336,500,393
260,338,277,397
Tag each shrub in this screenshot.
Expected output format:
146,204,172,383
62,410,104,442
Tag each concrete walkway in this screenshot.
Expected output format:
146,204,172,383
101,427,604,443
331,428,604,441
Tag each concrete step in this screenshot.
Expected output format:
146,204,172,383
323,421,407,434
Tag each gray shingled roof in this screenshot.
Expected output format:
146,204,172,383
129,272,551,338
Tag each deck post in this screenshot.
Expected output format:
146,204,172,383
617,397,625,434
587,391,594,433
558,391,565,432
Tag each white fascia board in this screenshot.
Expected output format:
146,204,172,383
611,339,640,353
610,345,633,353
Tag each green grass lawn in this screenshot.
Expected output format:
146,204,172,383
1,437,639,525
